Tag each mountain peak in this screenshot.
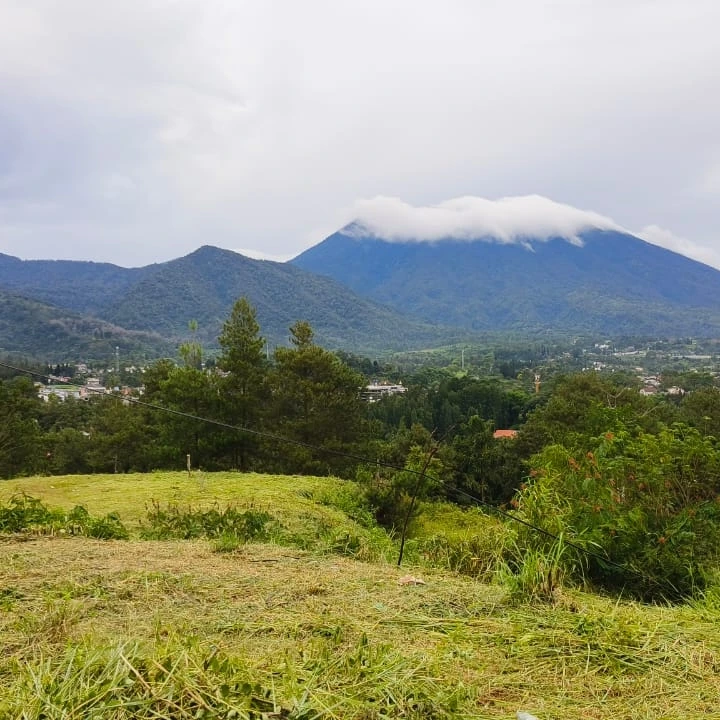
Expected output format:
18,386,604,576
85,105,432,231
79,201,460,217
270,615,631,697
188,245,239,258
292,224,720,336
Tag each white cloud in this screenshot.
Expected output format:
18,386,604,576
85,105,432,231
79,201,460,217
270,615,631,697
1,1,720,264
636,225,720,270
345,195,622,245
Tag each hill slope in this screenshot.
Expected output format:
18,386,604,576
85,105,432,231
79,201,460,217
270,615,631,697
0,289,172,361
102,245,467,350
0,253,152,314
292,228,720,336
0,248,467,353
1,472,719,719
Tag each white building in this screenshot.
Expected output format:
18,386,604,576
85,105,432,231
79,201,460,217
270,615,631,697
362,383,408,403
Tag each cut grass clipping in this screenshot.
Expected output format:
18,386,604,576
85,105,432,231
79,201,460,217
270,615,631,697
1,473,720,718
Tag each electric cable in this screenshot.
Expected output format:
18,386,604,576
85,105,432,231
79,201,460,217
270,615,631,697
0,360,677,593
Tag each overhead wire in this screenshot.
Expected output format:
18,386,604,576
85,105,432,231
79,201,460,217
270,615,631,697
0,359,673,592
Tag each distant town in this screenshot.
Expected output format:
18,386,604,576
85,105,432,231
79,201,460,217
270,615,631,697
35,335,720,403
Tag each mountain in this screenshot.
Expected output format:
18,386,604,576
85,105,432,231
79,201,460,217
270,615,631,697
292,228,720,336
0,248,467,356
100,246,465,350
0,289,173,361
0,253,152,315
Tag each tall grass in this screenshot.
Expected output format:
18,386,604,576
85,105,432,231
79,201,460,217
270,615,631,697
140,499,396,563
3,637,466,719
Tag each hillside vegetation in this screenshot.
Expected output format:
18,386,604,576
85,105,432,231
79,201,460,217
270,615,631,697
0,248,467,358
1,472,720,719
102,246,467,351
0,289,173,361
6,312,720,603
292,229,720,336
0,253,150,314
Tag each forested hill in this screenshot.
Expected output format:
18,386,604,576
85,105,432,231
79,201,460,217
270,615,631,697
101,246,467,349
292,228,720,336
0,253,152,315
0,289,173,361
0,247,468,357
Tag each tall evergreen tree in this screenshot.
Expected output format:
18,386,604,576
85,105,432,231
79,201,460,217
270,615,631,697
217,297,267,469
269,321,366,475
152,366,221,470
179,319,203,370
0,377,42,478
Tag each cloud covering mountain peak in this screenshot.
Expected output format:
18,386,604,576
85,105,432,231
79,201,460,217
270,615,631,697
346,195,622,245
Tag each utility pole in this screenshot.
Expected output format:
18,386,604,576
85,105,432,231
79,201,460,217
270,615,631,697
461,348,465,370
115,346,120,374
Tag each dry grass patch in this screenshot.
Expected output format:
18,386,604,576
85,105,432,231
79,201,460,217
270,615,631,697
2,474,720,718
1,536,720,718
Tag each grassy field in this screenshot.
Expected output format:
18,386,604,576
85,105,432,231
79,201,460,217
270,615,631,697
1,472,720,719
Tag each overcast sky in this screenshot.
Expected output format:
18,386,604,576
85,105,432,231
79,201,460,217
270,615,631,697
1,0,719,267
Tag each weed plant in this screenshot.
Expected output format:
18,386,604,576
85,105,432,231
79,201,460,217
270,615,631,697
141,499,396,563
1,636,466,719
0,493,128,539
300,482,376,528
142,500,275,542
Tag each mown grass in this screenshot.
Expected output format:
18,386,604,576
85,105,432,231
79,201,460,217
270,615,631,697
0,471,362,532
1,473,720,718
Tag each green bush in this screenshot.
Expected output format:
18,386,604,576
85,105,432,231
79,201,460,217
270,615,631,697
357,446,445,532
142,501,275,542
0,493,59,532
516,425,720,600
308,482,377,528
0,494,128,539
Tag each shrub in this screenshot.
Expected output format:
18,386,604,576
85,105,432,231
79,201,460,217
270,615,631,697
515,425,720,600
0,494,128,539
357,446,445,532
308,482,376,528
414,505,514,580
142,501,274,542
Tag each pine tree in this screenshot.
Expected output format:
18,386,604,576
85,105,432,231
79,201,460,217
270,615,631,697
270,321,366,475
217,298,267,469
0,377,42,478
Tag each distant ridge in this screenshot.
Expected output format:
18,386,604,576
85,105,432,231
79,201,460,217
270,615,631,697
0,253,152,315
0,288,172,361
292,226,720,336
0,247,468,358
8,211,720,362
100,245,465,349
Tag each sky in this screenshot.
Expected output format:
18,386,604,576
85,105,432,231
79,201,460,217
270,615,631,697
0,0,719,268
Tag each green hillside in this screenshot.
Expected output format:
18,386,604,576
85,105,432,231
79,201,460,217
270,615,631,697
0,289,173,362
0,252,150,314
293,229,720,336
0,247,469,355
1,472,719,719
101,246,467,351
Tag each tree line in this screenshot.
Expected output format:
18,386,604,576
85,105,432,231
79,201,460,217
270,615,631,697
4,298,720,597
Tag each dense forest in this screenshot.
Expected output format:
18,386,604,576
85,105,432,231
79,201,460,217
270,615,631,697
0,248,467,359
3,297,720,599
